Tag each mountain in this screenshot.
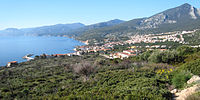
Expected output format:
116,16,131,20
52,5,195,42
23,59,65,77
77,3,200,41
1,3,200,41
22,23,86,36
0,19,124,37
66,19,125,37
137,3,200,29
0,23,85,36
0,28,25,36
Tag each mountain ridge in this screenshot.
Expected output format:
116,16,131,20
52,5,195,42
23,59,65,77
0,23,85,36
0,19,124,37
76,3,200,41
1,3,200,41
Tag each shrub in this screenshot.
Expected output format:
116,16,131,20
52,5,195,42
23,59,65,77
172,71,192,88
148,50,178,64
180,59,200,75
148,50,162,63
140,50,153,61
184,52,200,63
73,61,96,77
176,45,196,56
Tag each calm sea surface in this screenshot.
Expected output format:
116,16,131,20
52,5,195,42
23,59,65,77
0,36,84,66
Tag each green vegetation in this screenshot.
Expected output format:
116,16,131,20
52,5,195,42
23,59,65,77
0,45,200,99
148,50,178,64
0,55,172,99
171,71,192,88
183,30,200,45
179,59,200,75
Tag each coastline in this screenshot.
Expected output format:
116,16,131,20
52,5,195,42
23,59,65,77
1,35,86,67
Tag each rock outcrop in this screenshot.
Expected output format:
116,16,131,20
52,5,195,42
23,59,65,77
173,75,200,100
187,75,200,84
175,84,200,100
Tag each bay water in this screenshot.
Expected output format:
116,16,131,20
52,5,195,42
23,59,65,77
0,36,84,66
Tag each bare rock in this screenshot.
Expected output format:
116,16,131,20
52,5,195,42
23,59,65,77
175,84,200,100
187,75,200,84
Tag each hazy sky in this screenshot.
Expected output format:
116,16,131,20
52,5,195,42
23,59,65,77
0,0,199,30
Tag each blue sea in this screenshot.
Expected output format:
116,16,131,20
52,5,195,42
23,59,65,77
0,36,84,66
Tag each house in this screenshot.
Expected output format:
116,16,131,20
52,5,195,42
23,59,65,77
145,45,150,48
109,53,119,59
191,46,199,48
7,61,18,67
161,45,167,48
151,45,160,48
109,53,122,59
159,49,167,51
118,53,130,59
112,52,136,59
123,50,135,54
66,53,74,56
75,51,83,56
118,52,136,59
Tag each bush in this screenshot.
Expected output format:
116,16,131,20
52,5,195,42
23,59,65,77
172,71,192,88
176,45,196,56
140,50,153,61
148,50,162,63
180,59,200,75
184,52,200,63
73,61,96,77
148,50,178,64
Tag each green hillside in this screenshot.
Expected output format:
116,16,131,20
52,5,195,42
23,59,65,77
1,46,200,99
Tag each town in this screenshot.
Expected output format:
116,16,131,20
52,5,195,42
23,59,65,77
73,29,200,59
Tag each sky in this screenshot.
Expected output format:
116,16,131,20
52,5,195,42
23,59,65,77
0,0,199,30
